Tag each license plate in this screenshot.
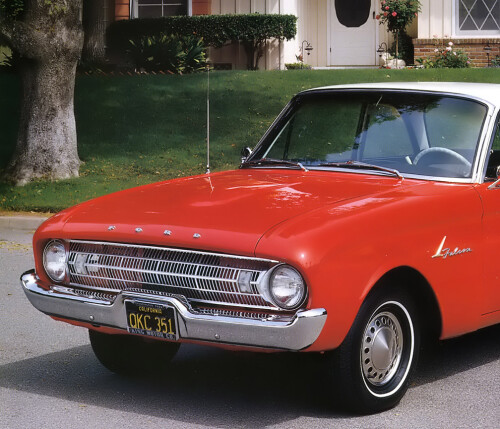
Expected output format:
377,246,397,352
125,301,178,341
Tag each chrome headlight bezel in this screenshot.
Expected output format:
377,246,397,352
42,240,68,283
267,264,307,310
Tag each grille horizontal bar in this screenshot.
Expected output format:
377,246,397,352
67,240,278,309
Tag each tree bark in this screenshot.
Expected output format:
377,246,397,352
0,0,84,185
82,0,106,64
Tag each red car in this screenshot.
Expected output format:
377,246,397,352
21,83,500,413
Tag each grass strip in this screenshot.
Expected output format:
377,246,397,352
1,68,500,212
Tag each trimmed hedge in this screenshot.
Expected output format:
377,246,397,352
107,14,297,70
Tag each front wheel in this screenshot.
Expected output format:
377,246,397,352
89,330,180,376
329,290,420,413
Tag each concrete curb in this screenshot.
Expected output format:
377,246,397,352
0,215,49,232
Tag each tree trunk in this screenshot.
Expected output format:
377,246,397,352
82,0,106,64
243,40,265,70
0,0,84,185
6,58,81,185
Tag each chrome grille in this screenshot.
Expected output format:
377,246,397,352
67,240,278,309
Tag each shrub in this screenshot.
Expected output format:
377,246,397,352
127,35,207,74
285,62,312,70
107,14,297,70
0,0,24,19
492,55,500,68
0,48,20,73
417,41,470,68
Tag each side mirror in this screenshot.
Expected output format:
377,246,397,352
488,165,500,189
241,147,253,163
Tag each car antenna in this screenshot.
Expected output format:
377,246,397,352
205,63,210,174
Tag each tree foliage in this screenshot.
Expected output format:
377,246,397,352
375,0,421,33
0,0,25,20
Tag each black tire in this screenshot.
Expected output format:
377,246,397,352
329,289,420,414
89,330,180,376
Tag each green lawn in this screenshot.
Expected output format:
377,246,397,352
1,68,500,212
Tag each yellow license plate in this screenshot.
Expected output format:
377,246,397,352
125,301,178,341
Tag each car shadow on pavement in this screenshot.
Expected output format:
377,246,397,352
0,324,498,427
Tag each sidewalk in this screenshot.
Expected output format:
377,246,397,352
0,214,49,232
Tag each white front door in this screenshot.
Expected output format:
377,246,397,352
329,0,378,66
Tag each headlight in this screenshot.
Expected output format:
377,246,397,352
43,240,67,282
269,265,306,310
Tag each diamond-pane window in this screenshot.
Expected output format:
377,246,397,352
458,0,500,32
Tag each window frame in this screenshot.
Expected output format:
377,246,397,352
452,0,500,37
130,0,192,19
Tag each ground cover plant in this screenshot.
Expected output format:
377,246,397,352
1,68,500,212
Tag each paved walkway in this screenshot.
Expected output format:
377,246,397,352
0,214,49,231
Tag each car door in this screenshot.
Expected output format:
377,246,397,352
476,118,500,314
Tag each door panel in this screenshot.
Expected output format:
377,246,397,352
330,0,377,66
478,121,500,314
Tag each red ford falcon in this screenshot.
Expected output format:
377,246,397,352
21,82,500,413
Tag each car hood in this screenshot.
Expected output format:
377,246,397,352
58,169,411,256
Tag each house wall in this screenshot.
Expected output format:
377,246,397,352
115,0,130,21
415,0,500,67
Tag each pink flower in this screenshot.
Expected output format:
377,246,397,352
448,41,453,46
382,1,386,4
446,46,452,51
392,11,397,16
385,6,389,10
376,14,381,19
415,12,418,16
434,49,439,52
383,11,388,16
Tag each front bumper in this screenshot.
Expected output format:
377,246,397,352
21,270,327,351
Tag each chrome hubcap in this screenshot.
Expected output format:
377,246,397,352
361,310,403,386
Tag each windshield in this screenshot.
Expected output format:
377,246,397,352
249,91,488,179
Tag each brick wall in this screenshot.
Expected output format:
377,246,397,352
413,38,500,67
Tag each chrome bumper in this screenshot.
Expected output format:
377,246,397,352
20,270,327,351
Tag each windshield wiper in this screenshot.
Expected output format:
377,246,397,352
241,158,309,172
318,160,403,180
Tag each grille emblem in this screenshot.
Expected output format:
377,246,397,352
193,233,201,239
135,228,143,233
164,230,172,236
108,226,116,231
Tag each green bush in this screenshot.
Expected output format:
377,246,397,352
0,48,19,73
107,14,297,70
128,35,207,74
492,56,500,68
417,41,470,68
0,0,24,19
285,62,312,70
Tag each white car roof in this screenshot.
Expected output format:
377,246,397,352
305,82,500,106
